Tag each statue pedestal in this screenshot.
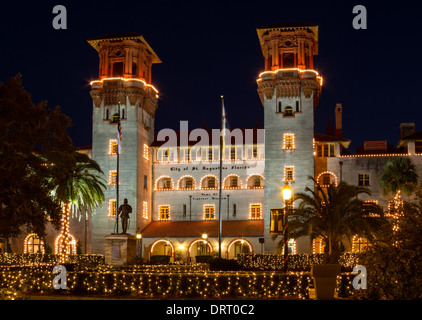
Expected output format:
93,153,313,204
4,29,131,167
104,234,136,266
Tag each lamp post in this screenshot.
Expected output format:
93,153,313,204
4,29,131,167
136,232,142,259
282,183,292,274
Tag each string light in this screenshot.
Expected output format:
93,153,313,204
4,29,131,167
90,77,159,95
0,268,354,299
257,68,323,86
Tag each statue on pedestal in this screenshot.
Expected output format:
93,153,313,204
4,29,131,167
118,198,132,234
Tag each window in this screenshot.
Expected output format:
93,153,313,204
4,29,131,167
157,148,171,162
321,173,331,186
144,175,148,189
163,178,171,189
253,146,258,158
142,202,148,219
358,173,370,186
233,203,237,216
352,235,370,253
179,147,190,162
143,144,149,160
132,62,138,76
230,146,236,160
204,204,215,220
109,199,117,217
277,101,282,113
284,106,294,117
183,204,187,217
208,147,213,161
283,133,295,149
179,176,195,190
248,175,263,188
109,139,118,155
109,170,117,185
224,175,240,189
202,176,217,189
24,233,45,254
185,177,193,189
112,62,124,77
317,143,335,157
250,204,262,219
230,176,238,187
284,166,294,182
283,52,295,68
159,205,170,220
157,177,173,190
270,209,283,235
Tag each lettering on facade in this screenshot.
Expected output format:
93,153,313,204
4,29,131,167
169,165,250,172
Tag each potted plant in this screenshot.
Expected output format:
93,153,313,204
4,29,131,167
288,177,387,299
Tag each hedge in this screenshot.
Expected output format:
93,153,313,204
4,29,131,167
0,253,104,266
0,267,317,298
237,253,360,271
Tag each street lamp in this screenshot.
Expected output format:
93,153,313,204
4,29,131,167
282,183,292,274
136,232,142,259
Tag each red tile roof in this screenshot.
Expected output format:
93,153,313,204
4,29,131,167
141,220,264,238
314,132,350,142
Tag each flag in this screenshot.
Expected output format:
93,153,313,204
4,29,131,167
117,116,122,154
221,96,229,153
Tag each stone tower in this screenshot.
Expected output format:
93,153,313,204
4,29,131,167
256,23,322,253
88,33,161,254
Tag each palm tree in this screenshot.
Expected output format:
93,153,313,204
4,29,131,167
49,151,106,262
379,156,418,199
288,176,387,263
379,157,418,233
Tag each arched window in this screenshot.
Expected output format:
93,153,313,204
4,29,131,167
317,171,338,187
23,233,45,254
227,239,253,259
156,176,174,190
55,233,77,255
201,175,218,189
178,176,195,190
224,175,241,189
284,106,294,117
247,175,264,188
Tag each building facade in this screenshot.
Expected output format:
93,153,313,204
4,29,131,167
5,24,422,261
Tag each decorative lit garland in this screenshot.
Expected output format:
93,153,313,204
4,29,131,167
0,255,362,299
283,133,295,150
316,171,338,187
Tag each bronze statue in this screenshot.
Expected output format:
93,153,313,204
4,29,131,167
118,198,132,234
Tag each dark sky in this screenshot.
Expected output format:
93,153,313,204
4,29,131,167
1,0,421,152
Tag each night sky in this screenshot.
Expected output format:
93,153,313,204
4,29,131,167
1,0,421,152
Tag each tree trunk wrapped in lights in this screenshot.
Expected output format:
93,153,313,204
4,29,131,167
60,202,71,263
48,152,106,263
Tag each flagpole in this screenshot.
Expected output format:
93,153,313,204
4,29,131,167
218,95,224,259
116,105,121,234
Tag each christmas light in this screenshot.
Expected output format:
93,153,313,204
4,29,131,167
257,68,323,86
90,77,159,94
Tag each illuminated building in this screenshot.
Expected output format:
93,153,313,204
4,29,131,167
5,26,422,261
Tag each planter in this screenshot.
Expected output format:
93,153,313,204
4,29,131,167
311,264,341,299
